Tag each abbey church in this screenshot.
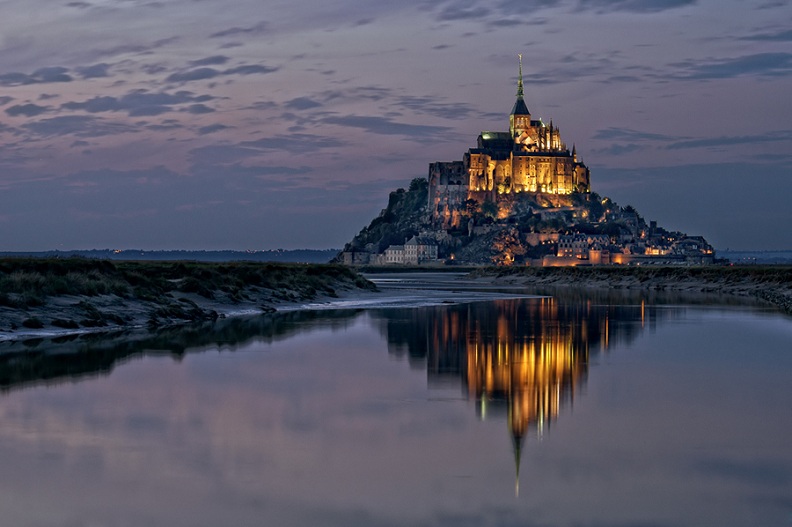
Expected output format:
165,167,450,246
429,56,590,228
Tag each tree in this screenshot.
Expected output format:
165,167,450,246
408,177,428,192
481,201,498,220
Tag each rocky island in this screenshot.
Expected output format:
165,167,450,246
339,58,714,268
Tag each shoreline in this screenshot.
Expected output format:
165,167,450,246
0,276,546,344
0,260,376,343
468,265,792,315
2,263,791,344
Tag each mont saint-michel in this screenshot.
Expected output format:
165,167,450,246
341,59,714,267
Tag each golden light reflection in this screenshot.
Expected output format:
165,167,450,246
462,299,588,496
378,298,602,497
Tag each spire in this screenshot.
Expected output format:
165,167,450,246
517,53,524,99
513,433,523,497
510,54,530,117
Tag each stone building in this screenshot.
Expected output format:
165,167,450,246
384,245,405,264
404,236,438,264
381,236,438,265
429,56,590,228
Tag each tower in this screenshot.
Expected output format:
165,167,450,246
509,54,531,138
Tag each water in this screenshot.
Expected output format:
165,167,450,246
0,281,790,527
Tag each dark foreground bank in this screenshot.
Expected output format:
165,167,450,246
0,258,376,340
470,265,792,314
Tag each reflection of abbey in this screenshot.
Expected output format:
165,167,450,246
373,296,669,495
428,55,590,229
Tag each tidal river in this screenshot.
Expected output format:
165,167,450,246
0,274,790,527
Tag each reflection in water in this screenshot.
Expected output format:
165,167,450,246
0,292,790,526
0,309,364,393
371,297,680,494
0,296,681,498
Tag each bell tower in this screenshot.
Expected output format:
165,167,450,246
509,54,531,138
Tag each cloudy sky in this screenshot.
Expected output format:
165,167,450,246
0,0,789,251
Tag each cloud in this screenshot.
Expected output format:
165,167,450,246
146,119,183,131
576,0,697,13
224,64,278,75
86,37,180,60
241,133,348,153
739,29,792,42
22,115,138,138
0,66,72,86
188,144,264,165
5,103,49,117
183,104,215,114
493,0,563,15
321,115,452,140
198,124,229,135
487,19,525,27
0,96,13,106
166,67,219,82
209,21,268,39
62,96,122,113
593,127,677,142
188,133,347,166
592,143,645,155
668,52,792,80
395,96,476,120
165,64,277,83
324,86,391,103
437,3,491,21
508,51,625,85
755,1,790,9
189,55,230,66
285,97,323,110
61,90,215,117
76,63,111,79
432,0,691,23
666,130,792,149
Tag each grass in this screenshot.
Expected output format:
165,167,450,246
474,264,792,285
0,258,375,310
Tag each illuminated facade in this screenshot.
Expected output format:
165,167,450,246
429,56,591,228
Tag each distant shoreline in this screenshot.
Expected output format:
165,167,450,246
0,249,339,264
468,265,792,315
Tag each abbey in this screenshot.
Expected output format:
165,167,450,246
429,56,590,228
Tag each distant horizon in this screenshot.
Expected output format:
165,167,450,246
2,247,792,254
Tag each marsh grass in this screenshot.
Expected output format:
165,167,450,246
478,265,792,286
0,258,373,309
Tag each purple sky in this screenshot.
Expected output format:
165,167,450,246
0,0,790,251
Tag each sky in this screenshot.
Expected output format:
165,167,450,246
0,0,790,251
